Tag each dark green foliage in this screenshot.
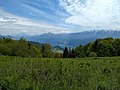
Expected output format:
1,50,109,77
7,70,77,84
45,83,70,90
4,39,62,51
73,37,120,57
63,47,76,58
41,43,53,58
0,56,119,90
0,37,120,58
69,49,75,58
92,38,115,57
0,38,61,58
63,47,69,58
88,52,97,57
0,38,42,58
74,45,86,58
0,45,12,55
114,38,120,56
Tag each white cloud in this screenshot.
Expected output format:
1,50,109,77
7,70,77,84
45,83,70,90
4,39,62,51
60,0,120,30
0,9,71,35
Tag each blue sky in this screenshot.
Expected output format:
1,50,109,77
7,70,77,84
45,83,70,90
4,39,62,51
0,0,120,35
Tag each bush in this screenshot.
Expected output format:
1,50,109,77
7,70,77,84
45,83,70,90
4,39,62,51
0,45,11,55
88,52,97,57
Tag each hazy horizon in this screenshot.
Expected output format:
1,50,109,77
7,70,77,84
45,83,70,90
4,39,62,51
0,0,120,35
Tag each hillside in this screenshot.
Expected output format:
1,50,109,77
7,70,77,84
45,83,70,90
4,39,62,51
0,37,120,58
12,30,120,47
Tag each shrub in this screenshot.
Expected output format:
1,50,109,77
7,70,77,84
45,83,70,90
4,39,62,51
88,52,97,57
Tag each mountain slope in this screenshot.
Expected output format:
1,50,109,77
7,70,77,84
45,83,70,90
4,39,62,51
13,30,120,47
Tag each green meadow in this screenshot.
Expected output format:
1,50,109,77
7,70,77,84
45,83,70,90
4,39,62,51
0,56,120,90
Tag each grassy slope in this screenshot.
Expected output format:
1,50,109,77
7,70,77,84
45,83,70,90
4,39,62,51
0,56,120,90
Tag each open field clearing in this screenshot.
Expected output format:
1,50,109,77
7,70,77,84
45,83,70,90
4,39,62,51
0,56,120,90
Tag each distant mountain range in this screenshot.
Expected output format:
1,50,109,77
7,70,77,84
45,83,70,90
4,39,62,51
1,30,120,47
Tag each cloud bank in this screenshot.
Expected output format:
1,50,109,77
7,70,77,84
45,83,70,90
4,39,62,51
1,0,120,35
0,9,70,35
60,0,120,30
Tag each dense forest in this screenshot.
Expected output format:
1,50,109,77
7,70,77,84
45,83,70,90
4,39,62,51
63,37,120,58
0,37,120,58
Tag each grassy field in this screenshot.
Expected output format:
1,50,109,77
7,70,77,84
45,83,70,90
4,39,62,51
0,56,120,90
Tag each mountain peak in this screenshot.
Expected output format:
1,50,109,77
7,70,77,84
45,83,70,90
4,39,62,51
41,33,55,36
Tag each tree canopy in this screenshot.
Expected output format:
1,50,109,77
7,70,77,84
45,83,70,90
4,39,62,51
0,37,120,58
63,37,120,58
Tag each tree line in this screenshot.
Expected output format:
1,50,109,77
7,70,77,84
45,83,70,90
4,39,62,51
0,37,62,58
63,37,120,58
0,37,120,58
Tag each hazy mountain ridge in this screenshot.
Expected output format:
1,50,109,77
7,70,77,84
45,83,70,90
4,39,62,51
1,30,120,47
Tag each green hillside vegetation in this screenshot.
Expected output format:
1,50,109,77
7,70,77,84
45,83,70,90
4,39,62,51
63,37,120,58
0,37,120,58
0,38,42,57
0,37,120,89
0,38,63,58
0,56,119,90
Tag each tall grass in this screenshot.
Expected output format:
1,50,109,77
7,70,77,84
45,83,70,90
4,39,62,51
0,56,120,90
